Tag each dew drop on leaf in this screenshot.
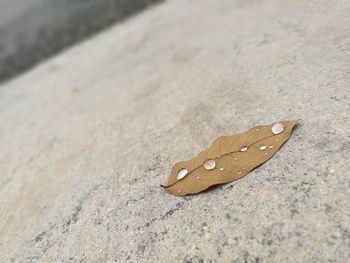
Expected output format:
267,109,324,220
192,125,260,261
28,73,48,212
203,159,216,170
240,146,248,152
272,122,284,134
176,168,188,180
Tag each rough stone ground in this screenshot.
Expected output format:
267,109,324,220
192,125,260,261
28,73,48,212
0,0,349,262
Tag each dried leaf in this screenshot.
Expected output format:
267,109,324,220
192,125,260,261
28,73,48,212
161,120,298,196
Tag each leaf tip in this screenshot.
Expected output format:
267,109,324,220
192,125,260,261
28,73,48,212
283,119,300,128
291,119,301,127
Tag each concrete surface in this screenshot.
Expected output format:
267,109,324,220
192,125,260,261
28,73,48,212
0,0,349,262
0,0,162,83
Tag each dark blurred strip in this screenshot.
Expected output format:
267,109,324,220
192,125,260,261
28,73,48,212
0,0,163,83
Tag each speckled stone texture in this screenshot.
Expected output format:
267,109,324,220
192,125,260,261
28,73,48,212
0,0,349,262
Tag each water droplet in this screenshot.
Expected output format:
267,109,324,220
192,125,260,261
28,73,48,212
234,157,238,160
196,176,200,179
219,168,224,171
203,159,216,170
269,145,273,148
272,122,284,135
259,145,267,150
240,146,248,152
177,168,188,180
178,190,181,193
238,171,242,174
256,128,260,131
264,152,268,155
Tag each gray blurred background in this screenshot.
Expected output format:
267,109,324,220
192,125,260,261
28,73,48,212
0,0,162,83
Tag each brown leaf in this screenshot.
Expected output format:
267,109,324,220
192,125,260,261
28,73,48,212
161,120,298,196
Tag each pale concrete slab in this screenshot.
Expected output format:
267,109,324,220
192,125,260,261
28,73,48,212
0,0,349,262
